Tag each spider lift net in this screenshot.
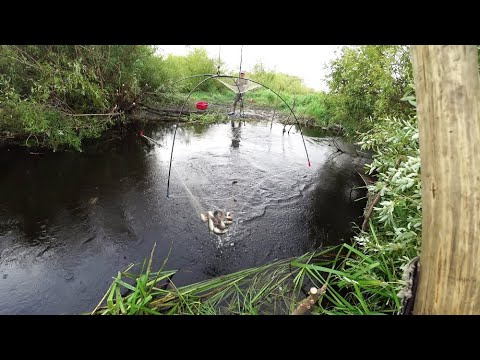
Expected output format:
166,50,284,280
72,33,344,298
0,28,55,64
217,78,262,94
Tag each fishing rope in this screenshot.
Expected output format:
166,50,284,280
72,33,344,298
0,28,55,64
173,158,237,217
239,45,243,75
217,45,221,75
141,133,163,147
172,165,204,214
167,75,218,198
141,129,233,213
237,45,244,116
177,145,240,213
140,132,225,214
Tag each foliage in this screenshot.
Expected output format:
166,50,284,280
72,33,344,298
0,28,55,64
325,45,413,132
162,48,224,93
188,112,227,124
249,62,313,94
190,90,233,105
351,94,421,310
246,90,328,123
0,45,169,151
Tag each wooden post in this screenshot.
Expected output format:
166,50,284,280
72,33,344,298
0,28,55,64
411,45,480,314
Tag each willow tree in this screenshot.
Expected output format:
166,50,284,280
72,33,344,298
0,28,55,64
411,45,480,314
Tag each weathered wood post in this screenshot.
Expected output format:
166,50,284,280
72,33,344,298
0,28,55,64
411,45,480,314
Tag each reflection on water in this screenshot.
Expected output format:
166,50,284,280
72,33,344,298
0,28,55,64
309,157,368,247
231,119,244,148
0,121,369,314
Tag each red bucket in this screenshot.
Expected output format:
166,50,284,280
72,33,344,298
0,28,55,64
196,101,209,111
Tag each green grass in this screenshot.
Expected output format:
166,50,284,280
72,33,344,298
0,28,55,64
190,90,233,105
187,112,228,124
185,89,333,128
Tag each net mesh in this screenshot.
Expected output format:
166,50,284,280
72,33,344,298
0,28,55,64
217,78,261,94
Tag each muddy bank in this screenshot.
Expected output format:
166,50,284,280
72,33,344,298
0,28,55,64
130,104,345,134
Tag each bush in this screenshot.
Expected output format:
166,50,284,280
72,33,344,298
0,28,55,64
0,45,167,150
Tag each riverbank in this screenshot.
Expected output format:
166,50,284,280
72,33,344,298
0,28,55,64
0,103,347,153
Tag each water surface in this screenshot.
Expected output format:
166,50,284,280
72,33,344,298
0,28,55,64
0,121,369,314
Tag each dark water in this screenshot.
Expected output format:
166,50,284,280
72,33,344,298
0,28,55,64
0,121,370,314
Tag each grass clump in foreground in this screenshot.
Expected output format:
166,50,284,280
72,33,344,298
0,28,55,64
90,240,402,315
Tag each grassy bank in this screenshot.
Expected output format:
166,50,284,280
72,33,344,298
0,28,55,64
187,89,331,127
